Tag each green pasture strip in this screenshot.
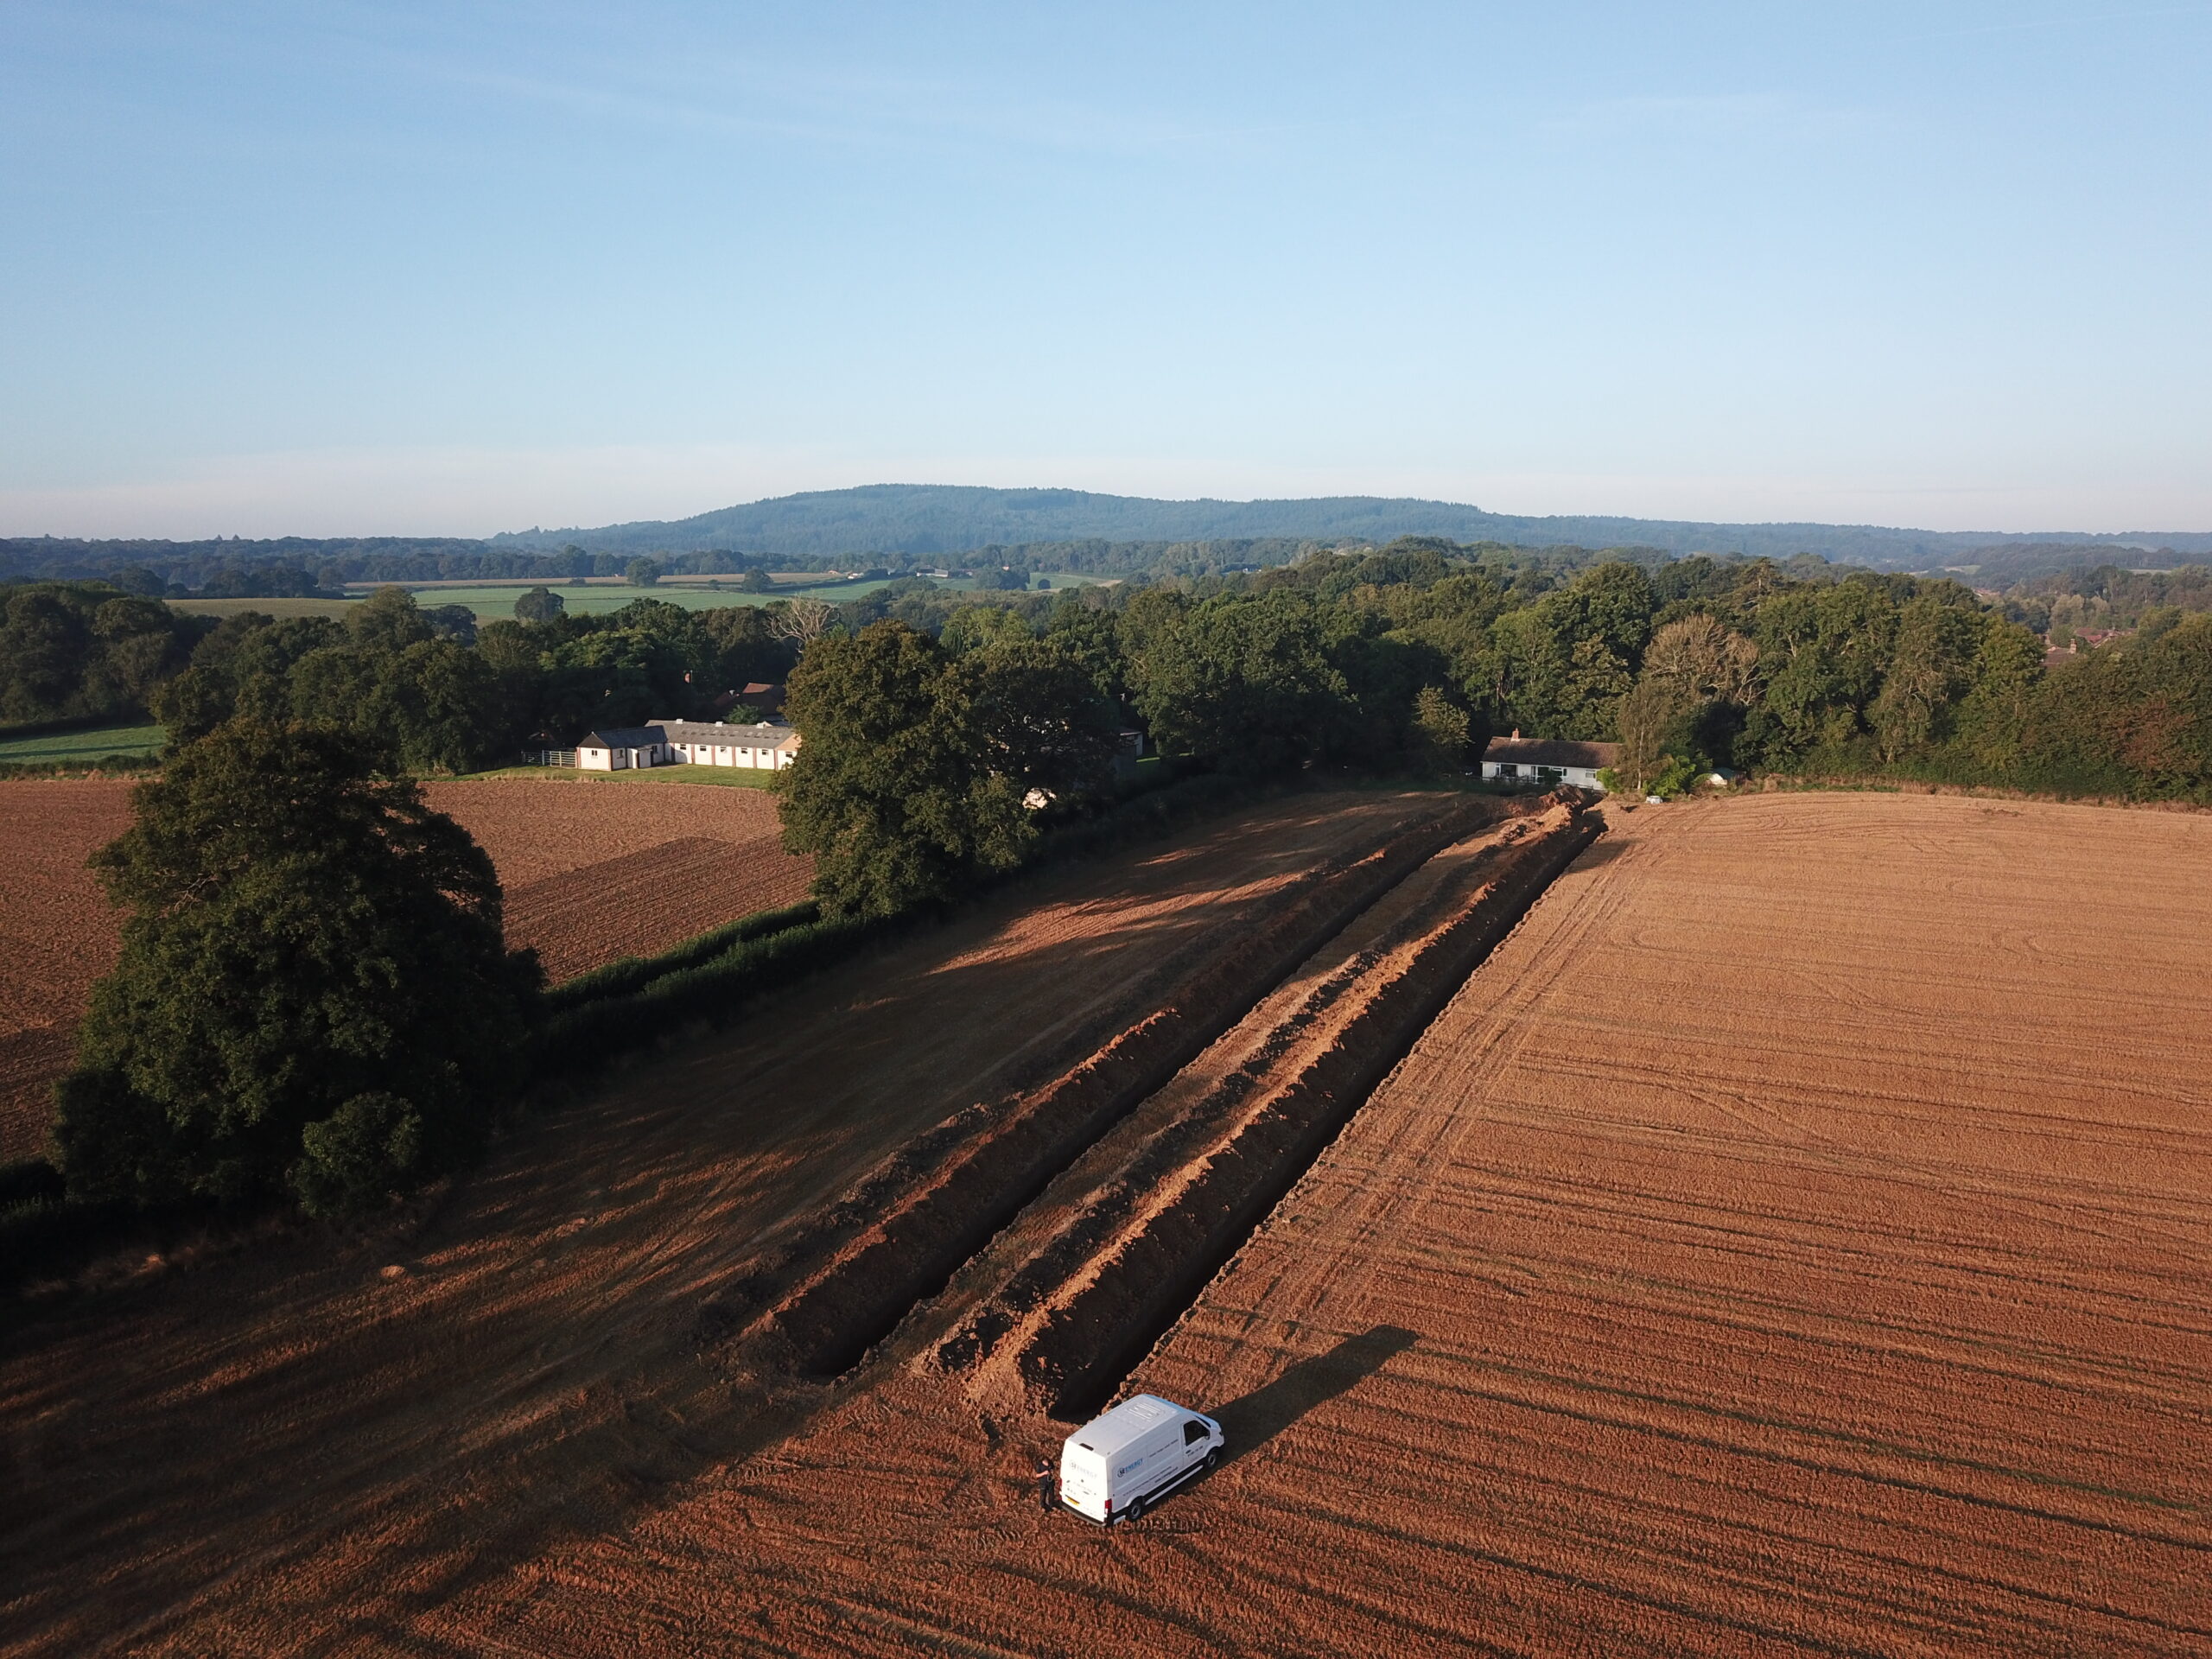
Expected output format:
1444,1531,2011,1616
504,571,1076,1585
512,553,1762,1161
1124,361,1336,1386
454,763,779,789
0,721,167,763
335,569,1103,620
364,585,775,620
171,597,358,620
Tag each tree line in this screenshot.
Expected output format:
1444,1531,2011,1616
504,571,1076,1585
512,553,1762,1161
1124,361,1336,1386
124,588,791,770
17,537,2211,1239
777,540,2212,918
0,582,203,727
3,536,979,595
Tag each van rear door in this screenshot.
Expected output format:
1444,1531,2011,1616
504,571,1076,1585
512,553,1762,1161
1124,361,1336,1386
1058,1441,1110,1522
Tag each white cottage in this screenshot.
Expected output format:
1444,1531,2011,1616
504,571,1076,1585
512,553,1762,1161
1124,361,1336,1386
1480,735,1620,792
575,726,671,771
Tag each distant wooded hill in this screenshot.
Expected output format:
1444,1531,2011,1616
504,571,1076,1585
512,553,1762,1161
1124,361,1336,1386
486,484,2212,569
9,485,2212,587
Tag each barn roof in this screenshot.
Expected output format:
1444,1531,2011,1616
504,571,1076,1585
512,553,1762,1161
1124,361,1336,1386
578,726,664,750
1484,737,1621,769
651,718,799,748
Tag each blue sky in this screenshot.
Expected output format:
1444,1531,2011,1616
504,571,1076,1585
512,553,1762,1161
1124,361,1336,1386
3,2,2208,537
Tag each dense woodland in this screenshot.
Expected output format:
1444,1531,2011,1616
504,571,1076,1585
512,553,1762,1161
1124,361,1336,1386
6,541,2212,810
12,537,2212,1228
772,541,2212,919
0,582,202,727
143,588,798,772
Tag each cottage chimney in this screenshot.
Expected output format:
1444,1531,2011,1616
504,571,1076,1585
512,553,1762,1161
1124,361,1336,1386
1510,728,1521,740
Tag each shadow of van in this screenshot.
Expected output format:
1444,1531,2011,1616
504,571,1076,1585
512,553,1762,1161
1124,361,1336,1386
1213,1325,1418,1465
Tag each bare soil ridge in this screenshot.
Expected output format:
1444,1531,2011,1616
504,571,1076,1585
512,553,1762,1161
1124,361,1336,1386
734,791,1514,1381
940,795,1600,1420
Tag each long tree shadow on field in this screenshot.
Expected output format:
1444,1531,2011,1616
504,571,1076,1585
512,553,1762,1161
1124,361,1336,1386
1213,1325,1418,1465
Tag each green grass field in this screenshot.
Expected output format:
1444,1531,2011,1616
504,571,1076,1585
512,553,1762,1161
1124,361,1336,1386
454,763,781,789
172,596,359,621
344,571,1102,620
0,721,168,763
376,585,779,620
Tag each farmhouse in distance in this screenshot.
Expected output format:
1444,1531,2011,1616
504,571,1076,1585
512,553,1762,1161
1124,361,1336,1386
573,719,802,772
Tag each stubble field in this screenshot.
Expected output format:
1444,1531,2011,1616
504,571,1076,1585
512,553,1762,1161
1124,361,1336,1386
0,778,809,1161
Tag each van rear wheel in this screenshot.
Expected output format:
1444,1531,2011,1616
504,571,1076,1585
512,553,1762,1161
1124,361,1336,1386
1122,1495,1146,1522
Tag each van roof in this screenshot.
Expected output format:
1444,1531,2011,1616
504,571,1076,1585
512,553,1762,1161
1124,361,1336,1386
1065,1394,1187,1460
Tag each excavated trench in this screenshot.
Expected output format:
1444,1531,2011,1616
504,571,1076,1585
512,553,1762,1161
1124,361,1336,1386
719,789,1599,1416
731,793,1509,1379
937,794,1601,1420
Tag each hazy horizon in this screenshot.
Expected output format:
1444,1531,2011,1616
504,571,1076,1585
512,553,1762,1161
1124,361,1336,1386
10,473,2210,551
5,3,2208,540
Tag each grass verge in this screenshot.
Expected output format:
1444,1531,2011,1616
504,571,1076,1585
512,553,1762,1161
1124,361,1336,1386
0,721,166,766
453,764,781,789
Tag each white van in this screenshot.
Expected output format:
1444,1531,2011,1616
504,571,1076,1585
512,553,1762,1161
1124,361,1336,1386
1058,1394,1224,1524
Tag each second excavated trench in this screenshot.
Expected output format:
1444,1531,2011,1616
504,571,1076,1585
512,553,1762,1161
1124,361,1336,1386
935,793,1600,1419
721,790,1600,1415
732,792,1507,1379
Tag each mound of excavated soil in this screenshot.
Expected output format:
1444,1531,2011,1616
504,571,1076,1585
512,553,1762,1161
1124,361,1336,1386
394,793,2212,1658
751,792,1510,1381
958,798,1600,1421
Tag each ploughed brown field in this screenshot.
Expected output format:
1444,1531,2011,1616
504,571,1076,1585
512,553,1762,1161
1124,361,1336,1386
0,789,1459,1653
0,782,137,1164
0,779,809,1162
6,791,2210,1656
416,779,810,984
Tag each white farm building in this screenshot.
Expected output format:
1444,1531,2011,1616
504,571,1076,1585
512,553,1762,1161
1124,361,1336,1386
575,719,801,772
1479,735,1619,792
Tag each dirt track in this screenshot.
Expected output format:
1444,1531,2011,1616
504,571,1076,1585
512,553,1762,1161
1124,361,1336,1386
0,789,1459,1655
380,792,2212,1657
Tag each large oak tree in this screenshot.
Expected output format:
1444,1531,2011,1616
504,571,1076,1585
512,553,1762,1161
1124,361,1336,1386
54,718,542,1217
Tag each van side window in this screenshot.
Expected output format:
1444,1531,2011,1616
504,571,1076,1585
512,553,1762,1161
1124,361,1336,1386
1183,1420,1209,1446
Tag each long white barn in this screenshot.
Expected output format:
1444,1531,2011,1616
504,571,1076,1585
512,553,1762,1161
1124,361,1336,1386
575,719,801,772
